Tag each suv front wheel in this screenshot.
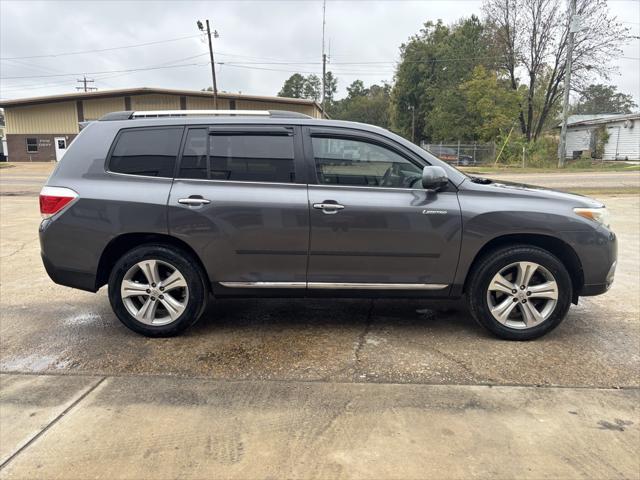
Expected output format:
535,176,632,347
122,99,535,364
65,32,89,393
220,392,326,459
108,244,207,337
467,245,572,340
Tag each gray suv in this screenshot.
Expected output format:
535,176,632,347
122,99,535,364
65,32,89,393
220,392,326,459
39,110,617,340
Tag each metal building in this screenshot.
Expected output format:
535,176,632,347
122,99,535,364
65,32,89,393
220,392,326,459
564,113,640,161
0,88,326,162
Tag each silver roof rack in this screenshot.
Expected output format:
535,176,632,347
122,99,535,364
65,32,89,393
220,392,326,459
131,109,271,118
99,109,313,121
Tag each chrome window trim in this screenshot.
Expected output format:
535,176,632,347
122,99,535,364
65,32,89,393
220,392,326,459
172,177,306,187
309,183,427,193
105,170,174,181
219,281,448,290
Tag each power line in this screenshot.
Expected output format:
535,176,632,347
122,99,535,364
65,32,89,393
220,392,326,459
0,54,211,92
0,34,203,60
0,61,210,80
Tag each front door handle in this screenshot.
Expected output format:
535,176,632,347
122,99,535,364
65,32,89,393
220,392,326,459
178,196,211,206
313,202,345,214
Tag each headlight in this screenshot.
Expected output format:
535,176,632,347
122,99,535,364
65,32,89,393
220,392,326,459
574,207,610,228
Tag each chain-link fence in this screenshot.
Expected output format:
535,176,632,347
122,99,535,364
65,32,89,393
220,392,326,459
421,142,496,166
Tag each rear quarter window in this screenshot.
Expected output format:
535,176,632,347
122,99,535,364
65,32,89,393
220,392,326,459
109,127,183,178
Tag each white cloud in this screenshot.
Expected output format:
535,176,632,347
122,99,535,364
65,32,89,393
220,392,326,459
1,0,638,105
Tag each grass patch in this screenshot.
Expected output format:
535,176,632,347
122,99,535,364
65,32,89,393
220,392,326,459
462,162,640,175
0,163,14,169
565,187,640,196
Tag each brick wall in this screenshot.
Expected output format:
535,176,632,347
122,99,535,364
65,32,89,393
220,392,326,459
6,133,76,162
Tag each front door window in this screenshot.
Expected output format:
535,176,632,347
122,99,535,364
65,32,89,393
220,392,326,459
312,137,423,189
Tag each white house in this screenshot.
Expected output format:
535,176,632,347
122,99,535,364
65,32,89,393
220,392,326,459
563,113,640,161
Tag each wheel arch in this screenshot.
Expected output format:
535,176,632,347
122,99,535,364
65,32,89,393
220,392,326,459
462,233,584,303
95,233,209,291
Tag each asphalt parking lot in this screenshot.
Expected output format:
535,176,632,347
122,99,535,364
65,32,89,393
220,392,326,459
1,164,639,478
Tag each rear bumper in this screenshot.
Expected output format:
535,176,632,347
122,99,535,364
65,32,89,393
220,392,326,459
40,218,98,293
41,252,97,292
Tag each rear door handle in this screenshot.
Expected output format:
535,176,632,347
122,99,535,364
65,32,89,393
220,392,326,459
313,202,345,214
178,197,211,206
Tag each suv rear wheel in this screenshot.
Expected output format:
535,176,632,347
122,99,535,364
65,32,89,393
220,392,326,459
108,244,207,337
466,245,572,340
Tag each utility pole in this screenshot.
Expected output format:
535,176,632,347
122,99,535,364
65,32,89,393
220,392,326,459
558,0,578,168
321,0,327,110
409,104,415,143
198,19,219,109
76,76,97,92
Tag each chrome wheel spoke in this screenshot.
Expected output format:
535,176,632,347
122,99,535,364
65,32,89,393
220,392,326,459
139,260,161,286
136,297,159,324
489,273,517,295
528,280,558,300
161,270,187,292
486,261,559,330
159,293,186,320
516,262,538,288
121,280,149,299
519,301,544,327
121,259,189,326
490,297,519,323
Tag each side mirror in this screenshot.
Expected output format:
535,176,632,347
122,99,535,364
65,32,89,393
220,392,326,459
422,166,449,191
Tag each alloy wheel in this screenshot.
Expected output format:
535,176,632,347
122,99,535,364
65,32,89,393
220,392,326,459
486,261,559,329
120,259,189,326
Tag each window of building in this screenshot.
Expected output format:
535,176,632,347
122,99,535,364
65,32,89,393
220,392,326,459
109,127,182,178
311,137,423,188
178,129,296,183
26,138,38,153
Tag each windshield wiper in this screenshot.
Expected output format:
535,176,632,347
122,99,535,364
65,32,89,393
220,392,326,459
470,176,492,185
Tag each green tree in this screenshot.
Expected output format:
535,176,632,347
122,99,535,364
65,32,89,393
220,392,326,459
303,74,322,101
391,15,490,143
278,73,306,98
323,71,338,106
346,80,368,98
483,0,632,141
574,84,638,114
459,66,520,142
332,81,392,128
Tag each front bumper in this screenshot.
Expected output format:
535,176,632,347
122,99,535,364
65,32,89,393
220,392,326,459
574,228,617,297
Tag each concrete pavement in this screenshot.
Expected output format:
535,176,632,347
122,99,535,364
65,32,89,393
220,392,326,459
1,373,638,479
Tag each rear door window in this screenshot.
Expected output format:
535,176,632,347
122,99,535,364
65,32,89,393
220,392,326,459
109,127,183,178
178,128,296,183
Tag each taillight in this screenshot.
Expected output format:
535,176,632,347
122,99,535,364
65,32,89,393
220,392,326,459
39,186,78,219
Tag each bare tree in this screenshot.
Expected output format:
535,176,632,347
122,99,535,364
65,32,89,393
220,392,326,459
483,0,631,141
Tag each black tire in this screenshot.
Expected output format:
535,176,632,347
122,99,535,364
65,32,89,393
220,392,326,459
108,244,207,337
466,245,572,341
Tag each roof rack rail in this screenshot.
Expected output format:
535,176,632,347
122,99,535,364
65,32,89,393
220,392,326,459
99,109,312,121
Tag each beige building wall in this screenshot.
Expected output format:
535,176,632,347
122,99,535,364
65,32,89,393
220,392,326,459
5,102,78,134
84,97,125,120
131,94,180,111
235,100,318,117
186,96,231,110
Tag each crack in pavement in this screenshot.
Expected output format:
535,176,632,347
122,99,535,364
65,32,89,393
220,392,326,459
352,299,375,381
0,237,38,259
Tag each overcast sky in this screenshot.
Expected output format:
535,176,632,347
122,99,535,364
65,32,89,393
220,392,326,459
1,0,638,105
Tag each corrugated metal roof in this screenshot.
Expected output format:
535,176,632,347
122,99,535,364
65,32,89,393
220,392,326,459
0,87,324,111
564,113,640,127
